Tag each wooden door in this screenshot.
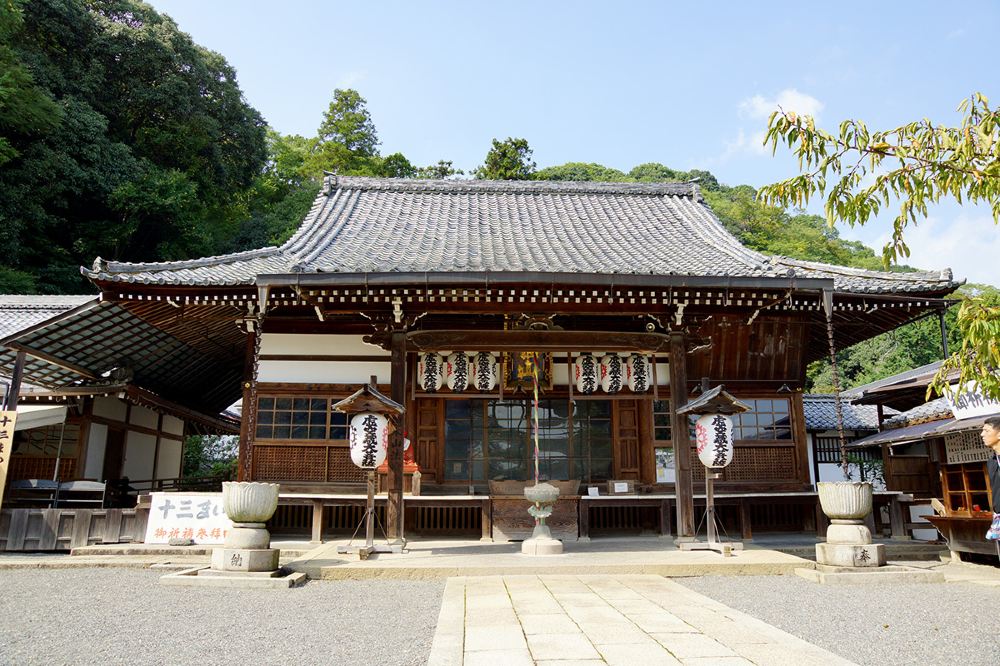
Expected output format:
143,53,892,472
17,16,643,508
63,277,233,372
102,429,125,481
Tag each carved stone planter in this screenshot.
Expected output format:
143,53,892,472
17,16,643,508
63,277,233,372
817,481,872,521
209,481,281,573
816,481,885,568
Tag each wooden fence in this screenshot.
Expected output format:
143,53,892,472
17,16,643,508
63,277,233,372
0,508,148,552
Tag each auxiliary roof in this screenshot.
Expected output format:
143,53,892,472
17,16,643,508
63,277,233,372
83,177,960,296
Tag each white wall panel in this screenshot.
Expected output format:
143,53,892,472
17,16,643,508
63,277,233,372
258,361,391,384
129,405,158,430
83,423,108,479
162,415,184,436
123,431,157,485
260,334,389,357
155,439,183,480
93,396,127,421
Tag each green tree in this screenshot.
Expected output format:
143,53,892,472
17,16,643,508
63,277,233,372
534,162,629,182
0,0,267,292
475,137,535,180
759,93,1000,400
303,88,381,176
417,159,463,179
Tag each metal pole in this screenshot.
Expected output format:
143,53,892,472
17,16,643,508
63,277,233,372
938,311,949,358
706,471,717,544
366,470,375,549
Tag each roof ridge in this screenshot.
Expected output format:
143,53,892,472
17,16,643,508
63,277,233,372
330,175,701,197
83,246,282,276
771,256,954,282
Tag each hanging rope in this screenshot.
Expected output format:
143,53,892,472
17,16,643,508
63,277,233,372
824,303,850,479
241,314,264,481
532,352,540,484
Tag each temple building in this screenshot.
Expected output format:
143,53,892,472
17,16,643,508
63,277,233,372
1,176,961,543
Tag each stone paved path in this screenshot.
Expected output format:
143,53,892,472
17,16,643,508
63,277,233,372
428,574,856,666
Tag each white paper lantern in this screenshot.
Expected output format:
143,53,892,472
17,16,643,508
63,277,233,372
626,354,651,392
418,352,444,392
600,354,624,393
349,412,389,469
695,413,735,468
472,352,498,391
446,352,473,392
574,353,599,394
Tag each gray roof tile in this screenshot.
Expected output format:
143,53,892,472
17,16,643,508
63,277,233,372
803,394,894,431
82,177,961,294
0,295,94,339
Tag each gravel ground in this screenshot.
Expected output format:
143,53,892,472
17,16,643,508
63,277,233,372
680,575,1000,666
0,569,444,666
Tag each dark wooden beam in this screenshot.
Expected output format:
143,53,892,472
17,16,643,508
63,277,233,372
407,330,671,352
5,342,98,381
669,332,695,540
386,331,406,541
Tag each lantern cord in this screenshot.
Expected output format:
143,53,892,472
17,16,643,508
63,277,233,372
532,352,540,485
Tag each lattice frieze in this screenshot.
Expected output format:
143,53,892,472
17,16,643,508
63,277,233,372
9,457,76,482
691,446,796,482
328,446,366,483
252,445,326,482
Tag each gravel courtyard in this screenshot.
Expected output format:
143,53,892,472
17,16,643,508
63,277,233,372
0,569,444,666
681,574,1000,666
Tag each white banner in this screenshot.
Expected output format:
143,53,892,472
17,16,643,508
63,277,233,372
144,492,233,544
946,381,1000,420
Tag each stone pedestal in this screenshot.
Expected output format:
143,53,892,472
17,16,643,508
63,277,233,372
815,542,886,568
210,547,280,572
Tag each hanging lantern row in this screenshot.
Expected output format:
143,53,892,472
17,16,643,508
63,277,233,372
419,352,498,392
575,353,652,394
695,413,735,468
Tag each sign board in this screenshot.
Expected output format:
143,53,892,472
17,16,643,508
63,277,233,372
655,447,675,483
144,492,233,544
944,430,993,465
946,382,1000,420
0,411,17,511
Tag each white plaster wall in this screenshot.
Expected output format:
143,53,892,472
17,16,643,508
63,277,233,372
93,396,127,421
258,361,391,384
817,462,887,491
123,431,157,486
162,415,184,436
83,423,108,479
129,405,158,430
806,434,817,486
908,504,939,541
155,438,183,480
260,333,389,356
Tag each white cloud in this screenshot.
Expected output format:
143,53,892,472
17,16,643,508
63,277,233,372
739,88,825,121
863,211,1000,287
337,70,368,88
707,89,825,164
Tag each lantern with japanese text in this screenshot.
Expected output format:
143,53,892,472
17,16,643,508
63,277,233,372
695,413,735,468
574,353,599,394
446,352,473,392
418,352,445,392
472,352,498,391
349,412,390,469
600,353,624,393
626,353,651,392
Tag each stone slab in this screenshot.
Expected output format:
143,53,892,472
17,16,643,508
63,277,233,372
794,565,946,585
159,566,306,589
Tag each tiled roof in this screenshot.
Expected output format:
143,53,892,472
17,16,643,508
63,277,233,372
843,360,944,399
0,295,95,338
802,394,893,431
82,176,961,295
881,397,953,429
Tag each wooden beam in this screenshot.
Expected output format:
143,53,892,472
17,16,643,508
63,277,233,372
407,330,671,352
669,332,695,539
386,331,406,541
6,342,98,381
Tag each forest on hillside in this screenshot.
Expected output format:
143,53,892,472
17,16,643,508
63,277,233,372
1,0,995,393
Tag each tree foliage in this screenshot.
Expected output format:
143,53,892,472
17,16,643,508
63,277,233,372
475,137,535,180
758,93,1000,400
0,0,267,292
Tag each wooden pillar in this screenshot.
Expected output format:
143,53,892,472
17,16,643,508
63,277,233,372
669,331,695,539
2,350,26,410
386,331,406,541
237,330,256,482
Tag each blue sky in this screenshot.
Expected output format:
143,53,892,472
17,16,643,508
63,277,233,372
149,0,999,286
